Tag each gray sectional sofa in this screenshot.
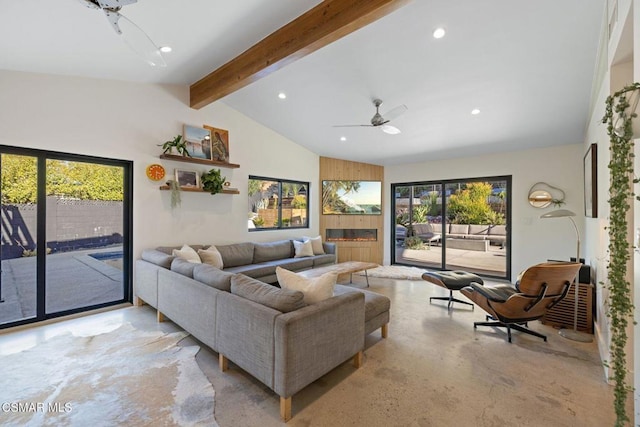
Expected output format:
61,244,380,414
134,239,390,421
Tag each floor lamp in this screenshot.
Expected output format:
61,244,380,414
540,209,593,343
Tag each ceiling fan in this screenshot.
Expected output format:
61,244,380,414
334,99,408,135
79,0,166,67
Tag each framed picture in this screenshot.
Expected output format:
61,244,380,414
322,180,382,215
203,125,230,162
175,169,200,189
183,125,212,160
584,143,597,218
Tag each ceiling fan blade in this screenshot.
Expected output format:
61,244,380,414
78,0,101,9
97,0,137,8
104,10,166,67
381,124,401,135
383,104,408,122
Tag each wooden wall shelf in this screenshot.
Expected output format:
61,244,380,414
159,185,239,195
159,154,240,169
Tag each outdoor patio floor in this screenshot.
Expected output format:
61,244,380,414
0,247,124,325
395,242,507,276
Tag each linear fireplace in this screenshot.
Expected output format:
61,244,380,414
326,229,377,242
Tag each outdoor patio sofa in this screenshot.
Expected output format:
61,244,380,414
396,223,506,246
134,239,390,421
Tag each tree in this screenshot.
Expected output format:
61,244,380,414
1,156,124,204
322,180,362,213
447,182,504,224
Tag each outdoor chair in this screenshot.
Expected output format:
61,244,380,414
460,262,581,342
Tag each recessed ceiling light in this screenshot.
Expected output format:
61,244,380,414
278,92,287,99
433,28,446,39
159,46,172,53
471,109,481,115
340,136,347,141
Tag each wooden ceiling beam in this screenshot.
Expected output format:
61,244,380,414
189,0,411,109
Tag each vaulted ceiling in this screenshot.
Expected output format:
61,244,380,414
0,0,604,165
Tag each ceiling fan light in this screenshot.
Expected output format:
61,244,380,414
381,124,401,135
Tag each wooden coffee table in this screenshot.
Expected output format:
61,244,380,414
297,261,379,287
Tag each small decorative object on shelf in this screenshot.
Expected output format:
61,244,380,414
159,135,190,157
166,179,181,208
183,125,212,159
201,169,226,195
203,125,230,162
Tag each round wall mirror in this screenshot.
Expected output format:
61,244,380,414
528,190,553,208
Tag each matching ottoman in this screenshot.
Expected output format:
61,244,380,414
334,284,390,338
421,270,483,310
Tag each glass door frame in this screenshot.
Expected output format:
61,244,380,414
391,175,512,280
0,145,133,329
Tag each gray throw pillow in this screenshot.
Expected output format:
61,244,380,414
193,264,234,292
216,242,254,268
230,274,306,313
171,257,197,278
141,249,174,269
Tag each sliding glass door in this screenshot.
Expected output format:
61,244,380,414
392,176,511,279
0,147,132,329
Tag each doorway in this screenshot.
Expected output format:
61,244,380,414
0,146,132,329
392,176,511,280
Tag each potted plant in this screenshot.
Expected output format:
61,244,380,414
166,179,181,208
159,135,191,157
201,168,226,195
601,81,640,426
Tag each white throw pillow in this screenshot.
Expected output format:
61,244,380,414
276,266,337,304
172,244,201,263
198,246,224,269
293,239,314,258
303,235,325,255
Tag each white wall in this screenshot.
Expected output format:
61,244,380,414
0,70,319,259
385,144,584,279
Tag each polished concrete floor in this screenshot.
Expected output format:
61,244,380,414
0,276,614,426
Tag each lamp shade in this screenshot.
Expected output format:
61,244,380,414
540,209,576,219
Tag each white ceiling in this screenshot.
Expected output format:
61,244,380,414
0,0,604,165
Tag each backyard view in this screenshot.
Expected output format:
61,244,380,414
248,177,308,229
393,178,510,278
0,153,128,327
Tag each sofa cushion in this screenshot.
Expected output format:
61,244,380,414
193,264,234,291
293,240,314,258
141,249,174,269
468,225,490,236
198,246,224,269
224,262,277,279
231,274,306,313
270,257,314,271
449,224,469,235
171,257,197,278
489,225,506,236
312,254,337,267
302,236,325,255
217,242,254,268
276,266,337,304
171,245,202,263
157,245,205,255
253,240,293,263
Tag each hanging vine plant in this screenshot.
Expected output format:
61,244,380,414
601,81,640,426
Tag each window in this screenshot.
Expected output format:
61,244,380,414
0,145,132,329
392,176,511,280
248,176,309,230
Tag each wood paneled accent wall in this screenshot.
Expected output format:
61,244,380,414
319,157,384,264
